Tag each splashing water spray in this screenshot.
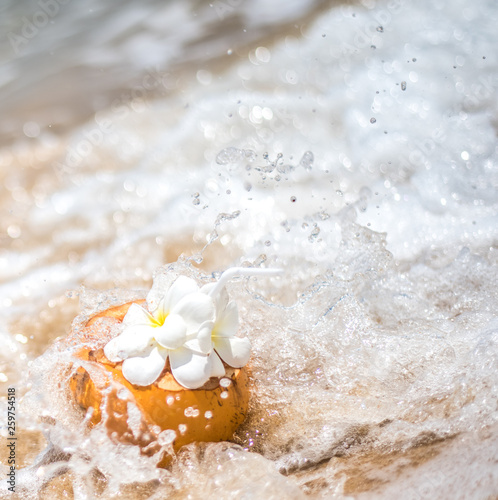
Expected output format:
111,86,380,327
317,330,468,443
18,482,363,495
68,266,282,467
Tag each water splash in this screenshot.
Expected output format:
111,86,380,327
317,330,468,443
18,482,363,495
216,147,257,165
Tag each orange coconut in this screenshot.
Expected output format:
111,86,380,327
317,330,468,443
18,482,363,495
68,301,250,467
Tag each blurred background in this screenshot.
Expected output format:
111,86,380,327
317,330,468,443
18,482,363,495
1,0,498,498
0,0,331,144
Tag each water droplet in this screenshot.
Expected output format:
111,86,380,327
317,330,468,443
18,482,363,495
166,396,174,405
290,196,297,202
7,225,21,238
191,254,203,264
309,226,321,242
277,163,295,174
370,117,377,124
205,411,213,419
184,406,200,417
196,69,212,86
207,230,218,245
193,198,200,205
264,240,271,247
214,211,241,226
401,81,407,91
178,424,187,434
220,378,232,388
299,151,314,170
220,391,229,399
23,121,40,138
244,150,257,162
376,26,384,32
216,147,256,165
253,254,267,266
157,429,176,446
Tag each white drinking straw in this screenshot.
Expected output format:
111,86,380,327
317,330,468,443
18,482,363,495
207,267,284,298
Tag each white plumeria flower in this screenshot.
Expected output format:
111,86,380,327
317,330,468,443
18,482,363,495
200,267,283,371
200,283,249,371
104,276,216,389
103,268,282,389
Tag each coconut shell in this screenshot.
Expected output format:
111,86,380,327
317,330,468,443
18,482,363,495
68,301,250,467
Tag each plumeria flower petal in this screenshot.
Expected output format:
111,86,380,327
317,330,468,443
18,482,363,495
171,292,215,334
213,300,239,338
154,313,187,349
156,276,199,322
122,346,167,387
123,302,158,327
208,351,226,378
169,346,215,389
213,336,251,368
184,320,214,354
104,326,155,362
